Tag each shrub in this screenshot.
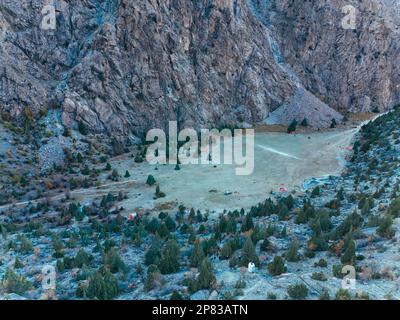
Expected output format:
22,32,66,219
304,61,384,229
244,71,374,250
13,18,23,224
311,272,327,281
18,235,33,254
377,215,395,238
335,288,351,300
1,268,32,295
287,284,308,299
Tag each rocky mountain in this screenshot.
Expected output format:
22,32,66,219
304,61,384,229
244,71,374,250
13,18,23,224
0,0,398,139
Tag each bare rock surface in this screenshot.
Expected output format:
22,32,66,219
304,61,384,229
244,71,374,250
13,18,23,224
0,0,399,137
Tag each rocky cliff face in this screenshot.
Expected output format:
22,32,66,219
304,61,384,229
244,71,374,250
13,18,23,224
265,0,400,114
0,0,398,138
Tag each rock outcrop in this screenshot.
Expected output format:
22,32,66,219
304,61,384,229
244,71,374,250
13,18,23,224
0,0,398,138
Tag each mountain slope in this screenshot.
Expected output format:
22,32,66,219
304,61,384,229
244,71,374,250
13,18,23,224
0,0,398,138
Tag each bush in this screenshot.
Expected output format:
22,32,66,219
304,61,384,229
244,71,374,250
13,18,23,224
1,268,32,295
287,284,308,299
335,288,351,300
319,289,330,300
18,235,33,253
377,215,395,238
311,272,327,281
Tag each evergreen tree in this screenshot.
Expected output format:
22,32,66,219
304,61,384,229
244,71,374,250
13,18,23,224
301,118,308,127
159,240,180,274
286,238,300,262
311,186,321,198
145,239,161,266
241,213,254,232
241,236,260,267
155,185,166,198
377,215,395,238
78,120,88,135
146,174,156,186
220,241,233,260
144,265,161,292
74,248,92,268
341,233,356,265
87,270,119,300
102,248,127,273
190,240,205,268
124,170,131,178
170,290,184,300
197,259,216,290
188,208,196,223
287,119,298,133
268,256,286,276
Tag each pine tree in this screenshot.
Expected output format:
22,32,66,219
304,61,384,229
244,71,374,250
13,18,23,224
241,213,254,232
268,256,286,276
341,233,356,265
159,240,180,274
86,270,119,300
78,120,88,135
145,239,161,266
286,238,300,262
189,208,196,223
144,265,161,292
287,119,298,133
124,170,130,178
190,240,205,268
197,259,216,290
220,241,233,260
102,248,127,273
155,185,166,198
301,118,308,127
146,174,156,186
241,236,260,267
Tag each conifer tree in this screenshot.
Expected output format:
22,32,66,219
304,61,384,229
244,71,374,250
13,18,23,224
241,236,260,267
159,240,180,274
268,256,286,276
286,238,300,262
197,259,216,290
190,240,205,268
220,241,233,260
